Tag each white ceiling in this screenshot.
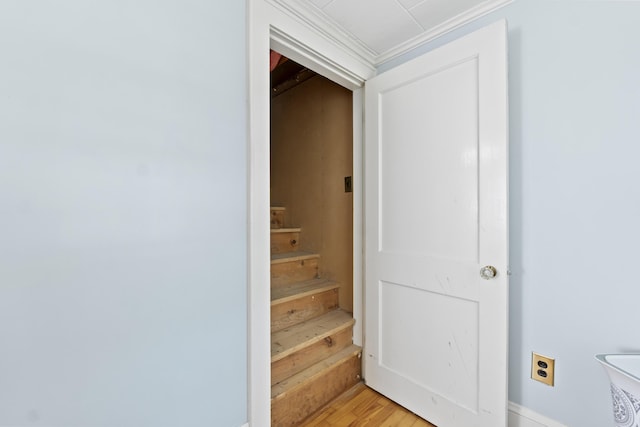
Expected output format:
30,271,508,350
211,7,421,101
272,0,512,66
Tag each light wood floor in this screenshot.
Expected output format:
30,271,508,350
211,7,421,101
301,383,436,426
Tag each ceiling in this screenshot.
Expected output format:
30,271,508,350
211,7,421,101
271,0,512,66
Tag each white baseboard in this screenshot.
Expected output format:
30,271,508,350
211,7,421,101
508,401,568,427
240,423,249,427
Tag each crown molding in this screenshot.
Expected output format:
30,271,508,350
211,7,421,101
266,0,512,70
375,0,513,66
267,0,377,66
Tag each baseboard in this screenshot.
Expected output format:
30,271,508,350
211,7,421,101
508,401,568,427
240,423,249,427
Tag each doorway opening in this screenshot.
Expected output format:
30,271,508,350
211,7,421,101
269,52,359,425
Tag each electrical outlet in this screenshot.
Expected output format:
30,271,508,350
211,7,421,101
531,352,555,386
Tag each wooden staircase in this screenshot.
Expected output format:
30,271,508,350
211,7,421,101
270,206,361,426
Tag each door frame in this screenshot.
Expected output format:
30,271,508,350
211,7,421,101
247,1,372,424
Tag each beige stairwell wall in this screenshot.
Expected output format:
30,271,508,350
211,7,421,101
271,75,354,311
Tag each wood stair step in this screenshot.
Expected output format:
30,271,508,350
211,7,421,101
271,251,318,263
271,279,340,333
271,278,339,304
271,344,362,427
271,206,285,229
272,309,355,385
270,228,301,254
271,227,301,233
272,309,354,363
271,251,320,287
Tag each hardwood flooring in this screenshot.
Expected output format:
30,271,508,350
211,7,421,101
301,383,436,426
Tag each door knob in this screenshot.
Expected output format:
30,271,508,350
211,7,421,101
480,265,497,280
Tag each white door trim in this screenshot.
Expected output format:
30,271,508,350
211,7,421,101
352,87,364,347
248,1,372,425
270,27,368,90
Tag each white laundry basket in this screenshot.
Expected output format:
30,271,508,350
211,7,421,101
596,354,640,427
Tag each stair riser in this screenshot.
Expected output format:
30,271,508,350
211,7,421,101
271,209,285,229
271,326,353,386
271,258,319,287
271,231,300,254
271,289,339,333
271,351,361,427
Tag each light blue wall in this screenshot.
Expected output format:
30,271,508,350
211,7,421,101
0,1,247,426
380,1,640,426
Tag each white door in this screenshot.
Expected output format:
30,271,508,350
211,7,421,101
364,21,509,427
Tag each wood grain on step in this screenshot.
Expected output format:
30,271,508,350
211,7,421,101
271,322,353,386
271,345,361,427
271,207,285,229
271,288,339,333
270,228,301,254
271,310,354,360
271,252,320,287
271,279,339,304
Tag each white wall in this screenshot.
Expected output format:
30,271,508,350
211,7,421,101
379,1,640,426
0,1,247,426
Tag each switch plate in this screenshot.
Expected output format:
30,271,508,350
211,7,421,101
344,176,352,193
531,352,555,386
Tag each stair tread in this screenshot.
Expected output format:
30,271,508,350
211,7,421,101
271,227,301,234
271,251,319,264
271,309,354,362
271,278,339,304
271,344,361,399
